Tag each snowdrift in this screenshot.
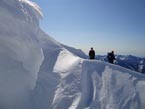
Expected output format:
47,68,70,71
0,0,145,109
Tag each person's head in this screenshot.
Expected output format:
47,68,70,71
91,47,93,50
111,50,114,54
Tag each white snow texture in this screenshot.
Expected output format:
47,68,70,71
0,0,145,109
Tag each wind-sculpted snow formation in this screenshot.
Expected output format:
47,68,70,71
0,0,145,109
0,0,43,109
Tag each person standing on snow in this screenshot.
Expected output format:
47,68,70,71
89,47,95,59
107,50,116,64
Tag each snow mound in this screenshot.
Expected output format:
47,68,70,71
1,0,145,109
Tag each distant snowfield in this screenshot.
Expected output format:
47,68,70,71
96,55,145,74
0,0,145,109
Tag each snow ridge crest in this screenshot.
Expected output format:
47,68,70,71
1,0,42,24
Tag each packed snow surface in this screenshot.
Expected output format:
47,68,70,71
0,0,145,109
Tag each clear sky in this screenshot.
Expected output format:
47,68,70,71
32,0,145,57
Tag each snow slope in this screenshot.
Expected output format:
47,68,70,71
0,0,145,109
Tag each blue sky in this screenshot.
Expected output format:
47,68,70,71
32,0,145,57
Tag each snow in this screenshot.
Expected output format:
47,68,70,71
0,0,43,108
53,49,81,77
1,0,145,109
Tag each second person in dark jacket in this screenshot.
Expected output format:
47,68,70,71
89,47,95,59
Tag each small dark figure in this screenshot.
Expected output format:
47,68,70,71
89,47,95,59
107,51,115,64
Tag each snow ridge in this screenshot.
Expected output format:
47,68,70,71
52,56,145,109
20,0,43,22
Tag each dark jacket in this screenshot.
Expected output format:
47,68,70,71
89,50,95,59
107,52,115,63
